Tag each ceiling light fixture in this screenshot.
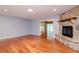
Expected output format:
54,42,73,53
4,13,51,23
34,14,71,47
4,9,8,12
27,9,33,12
53,9,56,12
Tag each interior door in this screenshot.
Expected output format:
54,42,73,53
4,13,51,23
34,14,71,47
47,23,54,39
40,22,47,38
41,21,53,39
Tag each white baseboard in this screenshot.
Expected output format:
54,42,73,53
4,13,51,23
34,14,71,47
0,34,29,40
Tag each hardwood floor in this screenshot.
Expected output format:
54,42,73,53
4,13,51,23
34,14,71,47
0,35,78,53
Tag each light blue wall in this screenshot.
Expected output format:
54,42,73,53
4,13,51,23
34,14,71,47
0,15,30,39
30,16,60,38
30,19,40,35
0,15,59,39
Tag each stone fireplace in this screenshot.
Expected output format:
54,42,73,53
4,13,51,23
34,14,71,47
58,16,79,51
57,6,79,51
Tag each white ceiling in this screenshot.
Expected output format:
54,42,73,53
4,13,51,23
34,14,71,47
0,5,77,19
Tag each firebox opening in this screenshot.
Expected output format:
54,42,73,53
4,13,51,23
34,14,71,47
62,26,73,38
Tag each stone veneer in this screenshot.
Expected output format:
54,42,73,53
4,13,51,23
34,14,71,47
59,6,79,51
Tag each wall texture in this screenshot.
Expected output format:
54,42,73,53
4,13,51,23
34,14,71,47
0,15,30,39
59,6,79,50
60,6,79,19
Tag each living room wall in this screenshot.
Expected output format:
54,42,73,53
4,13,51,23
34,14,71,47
0,15,30,39
30,16,59,38
0,15,59,39
60,6,79,19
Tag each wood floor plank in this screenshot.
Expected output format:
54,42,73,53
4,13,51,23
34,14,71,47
0,35,78,53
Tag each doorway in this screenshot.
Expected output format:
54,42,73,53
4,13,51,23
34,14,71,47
40,21,54,39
